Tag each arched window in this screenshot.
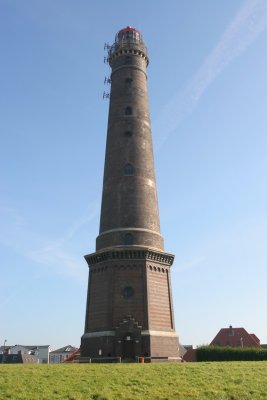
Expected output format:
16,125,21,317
124,163,134,175
124,130,132,137
124,233,133,245
125,106,132,115
123,286,134,298
125,77,132,85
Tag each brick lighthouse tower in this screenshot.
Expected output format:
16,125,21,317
81,26,179,361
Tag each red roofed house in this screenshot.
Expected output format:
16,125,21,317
210,325,260,348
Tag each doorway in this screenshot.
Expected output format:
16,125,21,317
122,334,135,360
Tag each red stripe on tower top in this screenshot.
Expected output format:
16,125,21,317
118,26,140,35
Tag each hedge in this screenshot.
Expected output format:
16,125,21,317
196,346,267,362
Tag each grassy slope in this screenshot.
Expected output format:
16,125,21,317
0,362,267,400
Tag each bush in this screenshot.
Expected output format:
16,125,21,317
196,346,267,362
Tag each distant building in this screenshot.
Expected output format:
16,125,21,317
179,344,192,358
3,345,51,363
63,348,80,363
0,346,11,355
182,326,262,362
49,345,78,364
0,353,37,364
210,325,261,348
183,348,197,362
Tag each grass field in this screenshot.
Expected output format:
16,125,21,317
0,361,267,400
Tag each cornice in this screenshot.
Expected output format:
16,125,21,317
84,247,174,267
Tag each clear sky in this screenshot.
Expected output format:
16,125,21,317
1,0,267,350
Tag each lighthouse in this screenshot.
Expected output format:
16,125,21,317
81,26,179,361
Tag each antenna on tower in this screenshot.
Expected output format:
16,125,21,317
103,91,110,100
104,42,111,51
103,42,111,100
103,56,110,64
104,76,111,85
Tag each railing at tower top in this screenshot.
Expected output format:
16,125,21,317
108,39,148,59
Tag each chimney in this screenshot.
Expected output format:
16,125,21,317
229,325,234,336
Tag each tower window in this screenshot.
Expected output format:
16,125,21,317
124,130,132,137
124,233,133,245
125,77,132,85
124,163,134,175
125,106,132,115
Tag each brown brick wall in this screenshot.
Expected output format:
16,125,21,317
85,258,176,334
85,261,148,332
86,266,111,331
81,335,115,358
150,335,179,358
112,263,146,327
147,265,173,330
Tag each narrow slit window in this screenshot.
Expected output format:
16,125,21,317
124,163,134,175
124,233,133,246
125,106,132,115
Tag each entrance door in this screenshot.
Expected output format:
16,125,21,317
122,334,135,360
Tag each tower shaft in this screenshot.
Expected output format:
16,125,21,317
97,35,163,251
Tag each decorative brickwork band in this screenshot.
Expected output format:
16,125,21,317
85,248,174,267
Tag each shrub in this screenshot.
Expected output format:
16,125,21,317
196,346,267,362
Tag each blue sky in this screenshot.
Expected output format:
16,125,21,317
1,0,267,350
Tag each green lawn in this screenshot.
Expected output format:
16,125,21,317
0,361,266,400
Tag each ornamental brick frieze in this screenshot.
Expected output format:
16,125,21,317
85,248,174,267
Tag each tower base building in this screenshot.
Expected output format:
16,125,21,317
81,26,179,361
